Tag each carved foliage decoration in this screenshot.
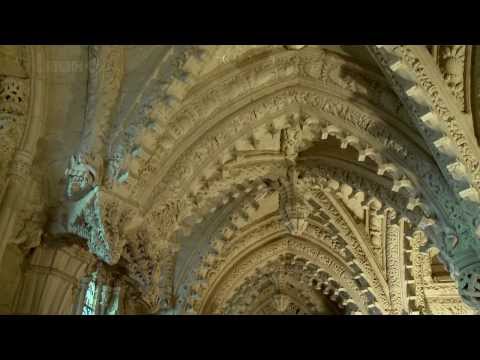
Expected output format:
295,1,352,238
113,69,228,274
457,263,480,308
12,211,44,252
438,46,467,111
65,184,135,265
121,226,171,310
0,75,29,194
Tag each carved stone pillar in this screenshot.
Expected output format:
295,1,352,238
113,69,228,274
0,150,33,264
14,235,96,314
0,73,43,269
384,209,406,314
0,48,47,270
0,74,30,265
366,201,384,268
408,231,428,313
72,276,91,315
91,262,124,315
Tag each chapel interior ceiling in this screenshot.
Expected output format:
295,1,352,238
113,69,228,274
0,45,479,315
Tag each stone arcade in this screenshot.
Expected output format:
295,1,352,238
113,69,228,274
0,45,479,315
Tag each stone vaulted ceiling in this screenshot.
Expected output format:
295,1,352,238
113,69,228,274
0,45,479,315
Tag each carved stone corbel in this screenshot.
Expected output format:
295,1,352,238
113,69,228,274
10,207,46,254
56,154,137,265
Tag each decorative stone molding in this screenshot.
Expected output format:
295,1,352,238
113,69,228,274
181,180,386,314
369,45,480,308
78,46,125,185
366,201,385,267
384,209,407,314
178,153,445,314
132,47,418,205
109,46,204,184
143,85,456,269
309,189,389,310
222,255,365,315
196,237,374,314
371,45,480,204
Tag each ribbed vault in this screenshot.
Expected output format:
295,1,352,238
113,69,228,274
3,45,478,315
129,46,466,313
